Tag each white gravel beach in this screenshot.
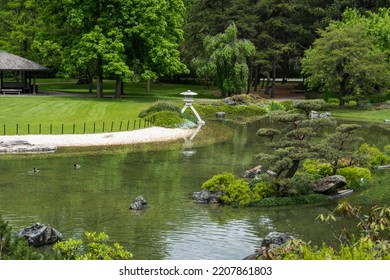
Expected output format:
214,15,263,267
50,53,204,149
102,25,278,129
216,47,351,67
0,127,194,148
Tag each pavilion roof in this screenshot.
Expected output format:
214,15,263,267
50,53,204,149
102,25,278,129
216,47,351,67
0,50,48,71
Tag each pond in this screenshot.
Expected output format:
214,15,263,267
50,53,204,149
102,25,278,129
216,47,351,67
0,119,389,260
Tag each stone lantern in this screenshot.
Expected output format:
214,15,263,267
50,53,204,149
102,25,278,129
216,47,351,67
180,90,205,124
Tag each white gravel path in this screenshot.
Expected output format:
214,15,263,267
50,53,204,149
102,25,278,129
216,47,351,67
0,127,194,148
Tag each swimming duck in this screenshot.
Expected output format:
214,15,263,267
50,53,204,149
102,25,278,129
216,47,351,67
32,167,40,173
74,164,81,170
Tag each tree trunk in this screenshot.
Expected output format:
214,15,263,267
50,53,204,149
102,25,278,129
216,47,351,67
88,75,93,94
115,76,122,98
285,160,300,178
146,79,151,94
253,66,260,92
271,58,276,98
96,57,104,98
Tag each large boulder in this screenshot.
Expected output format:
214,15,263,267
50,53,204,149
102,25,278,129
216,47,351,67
193,189,223,204
129,196,148,210
242,165,276,178
314,175,347,195
242,165,263,178
16,223,63,247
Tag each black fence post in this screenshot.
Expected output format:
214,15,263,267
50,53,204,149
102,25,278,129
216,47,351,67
3,124,5,135
28,124,30,134
111,121,114,132
103,122,105,133
127,120,130,131
83,122,86,134
73,123,76,134
93,123,96,133
50,124,52,134
62,124,64,134
39,124,41,134
133,120,136,129
16,123,18,135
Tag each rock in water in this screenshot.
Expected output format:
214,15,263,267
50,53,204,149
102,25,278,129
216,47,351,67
130,196,148,210
193,189,223,204
16,223,63,247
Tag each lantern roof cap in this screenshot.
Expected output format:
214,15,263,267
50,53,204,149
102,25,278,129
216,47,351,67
180,90,198,96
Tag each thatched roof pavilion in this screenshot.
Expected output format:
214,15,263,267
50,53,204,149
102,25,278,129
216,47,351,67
0,50,49,94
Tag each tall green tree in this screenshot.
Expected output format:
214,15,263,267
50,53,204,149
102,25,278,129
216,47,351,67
35,0,188,97
122,0,188,94
0,0,41,58
301,18,390,105
193,24,255,96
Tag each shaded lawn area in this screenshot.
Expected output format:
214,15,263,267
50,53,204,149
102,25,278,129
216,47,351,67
38,79,220,99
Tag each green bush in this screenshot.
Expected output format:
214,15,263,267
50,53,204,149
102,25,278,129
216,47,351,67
201,172,236,192
355,144,389,167
149,111,184,128
303,159,333,177
385,144,390,156
53,231,133,260
0,216,42,260
221,179,252,206
289,172,319,195
336,166,372,190
326,98,340,105
138,100,181,118
369,92,390,103
252,181,276,199
268,101,285,111
201,173,270,206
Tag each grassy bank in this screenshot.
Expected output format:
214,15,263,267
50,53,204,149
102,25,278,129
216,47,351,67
0,96,155,135
329,107,390,123
0,80,220,135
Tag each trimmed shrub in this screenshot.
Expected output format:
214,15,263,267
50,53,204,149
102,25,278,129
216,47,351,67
138,100,181,118
303,159,333,177
252,181,276,199
289,172,319,195
149,111,184,128
201,172,236,192
336,166,372,190
355,144,389,167
268,101,285,111
385,144,390,156
221,179,252,206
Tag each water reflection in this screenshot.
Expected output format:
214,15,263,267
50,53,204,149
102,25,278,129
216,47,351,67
0,120,389,259
181,124,204,157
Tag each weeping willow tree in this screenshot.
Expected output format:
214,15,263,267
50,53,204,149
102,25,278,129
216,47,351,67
193,23,255,97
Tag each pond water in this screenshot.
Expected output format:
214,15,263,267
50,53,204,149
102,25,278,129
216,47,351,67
0,119,389,260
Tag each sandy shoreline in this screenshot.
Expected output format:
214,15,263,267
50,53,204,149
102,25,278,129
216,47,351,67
0,127,194,148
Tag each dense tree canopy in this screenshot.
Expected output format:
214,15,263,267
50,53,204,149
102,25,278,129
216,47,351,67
1,0,390,96
301,11,390,105
193,24,255,96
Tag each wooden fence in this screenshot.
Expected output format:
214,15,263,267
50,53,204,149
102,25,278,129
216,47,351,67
1,117,155,135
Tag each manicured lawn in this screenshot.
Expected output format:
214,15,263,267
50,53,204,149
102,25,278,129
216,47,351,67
0,96,156,135
0,79,219,135
330,107,390,123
